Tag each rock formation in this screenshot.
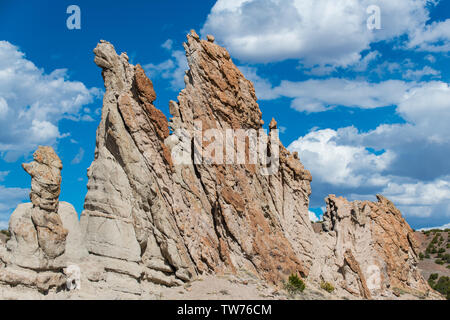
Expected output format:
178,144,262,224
309,195,431,299
22,146,68,258
80,31,315,293
0,147,88,297
0,31,440,300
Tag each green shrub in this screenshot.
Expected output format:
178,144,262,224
438,248,445,253
419,252,425,260
435,259,444,265
443,254,450,264
425,253,430,259
433,276,450,300
429,273,439,281
284,273,305,295
320,281,335,293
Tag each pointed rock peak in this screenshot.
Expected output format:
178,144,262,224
269,118,277,130
25,146,62,171
189,29,200,40
93,40,119,70
135,64,157,105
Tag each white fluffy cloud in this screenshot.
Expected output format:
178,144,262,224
309,211,319,222
144,40,188,90
202,0,439,69
0,41,99,161
406,18,450,52
273,79,413,112
289,81,450,223
290,129,393,188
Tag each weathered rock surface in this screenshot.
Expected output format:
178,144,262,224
309,195,434,299
0,32,439,300
22,146,68,258
0,147,89,295
80,32,315,293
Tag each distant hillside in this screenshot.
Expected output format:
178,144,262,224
415,229,450,299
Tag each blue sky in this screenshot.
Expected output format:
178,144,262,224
0,0,449,229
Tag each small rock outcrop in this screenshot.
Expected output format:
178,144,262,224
309,195,432,299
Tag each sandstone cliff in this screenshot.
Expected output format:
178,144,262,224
0,31,438,300
80,31,315,291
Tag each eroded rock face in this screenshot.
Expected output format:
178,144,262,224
0,33,437,300
309,194,431,299
81,32,315,289
0,147,89,295
21,146,68,259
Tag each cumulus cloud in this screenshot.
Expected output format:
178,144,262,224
290,129,393,188
0,41,100,162
403,66,441,80
247,76,419,113
144,40,188,90
406,18,450,52
289,81,450,224
309,211,319,223
275,79,414,112
202,0,438,70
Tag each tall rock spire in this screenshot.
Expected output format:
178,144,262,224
81,32,315,287
22,146,67,258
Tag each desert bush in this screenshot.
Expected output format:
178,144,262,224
419,252,425,260
320,281,335,293
443,254,450,264
438,248,445,253
435,259,444,265
425,253,430,259
433,276,450,300
429,273,439,281
284,273,305,295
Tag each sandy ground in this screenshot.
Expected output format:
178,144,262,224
153,273,330,300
